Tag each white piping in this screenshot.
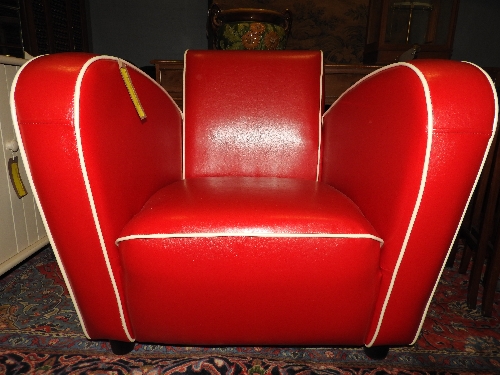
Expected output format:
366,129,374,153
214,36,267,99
363,63,434,347
410,62,499,345
316,51,323,182
74,56,135,342
324,63,411,118
9,55,91,339
116,232,384,246
182,50,188,180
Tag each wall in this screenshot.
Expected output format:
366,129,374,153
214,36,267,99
88,0,500,68
451,0,500,67
88,0,207,68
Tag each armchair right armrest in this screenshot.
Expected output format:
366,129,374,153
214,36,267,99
321,60,497,346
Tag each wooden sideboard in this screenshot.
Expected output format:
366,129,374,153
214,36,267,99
151,59,381,108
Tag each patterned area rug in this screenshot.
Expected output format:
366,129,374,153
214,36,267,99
0,245,499,374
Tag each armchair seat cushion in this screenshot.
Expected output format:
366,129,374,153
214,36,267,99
118,177,383,239
116,177,384,345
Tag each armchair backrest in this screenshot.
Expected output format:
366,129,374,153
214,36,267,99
183,50,323,180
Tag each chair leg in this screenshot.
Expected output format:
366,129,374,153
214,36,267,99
472,140,500,313
363,346,390,360
467,243,488,309
458,245,473,274
482,236,500,317
446,239,460,268
110,340,135,355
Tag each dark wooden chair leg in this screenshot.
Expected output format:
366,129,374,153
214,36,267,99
459,245,473,274
363,345,390,360
481,219,500,317
110,340,135,355
469,137,500,311
446,239,460,268
456,131,498,277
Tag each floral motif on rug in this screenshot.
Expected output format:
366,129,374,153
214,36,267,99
416,265,500,356
0,351,471,375
0,248,82,337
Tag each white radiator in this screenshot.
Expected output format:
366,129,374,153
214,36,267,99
0,55,48,275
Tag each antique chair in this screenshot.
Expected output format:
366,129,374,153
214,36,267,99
10,51,497,356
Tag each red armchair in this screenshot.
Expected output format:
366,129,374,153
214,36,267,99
11,51,497,356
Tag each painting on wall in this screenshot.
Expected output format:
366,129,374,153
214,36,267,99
212,0,370,64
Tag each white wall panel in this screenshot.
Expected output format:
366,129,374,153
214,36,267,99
0,57,48,276
0,64,18,262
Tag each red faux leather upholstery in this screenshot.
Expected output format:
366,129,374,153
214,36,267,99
322,61,497,346
11,53,182,341
184,51,323,180
11,51,497,349
117,176,382,344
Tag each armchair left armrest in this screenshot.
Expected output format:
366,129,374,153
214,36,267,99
11,53,183,342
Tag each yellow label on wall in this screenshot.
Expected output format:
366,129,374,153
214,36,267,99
8,156,27,199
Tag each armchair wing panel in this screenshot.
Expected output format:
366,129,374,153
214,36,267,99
11,53,182,341
10,51,497,353
322,60,497,346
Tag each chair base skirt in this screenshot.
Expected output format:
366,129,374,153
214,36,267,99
119,236,382,346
